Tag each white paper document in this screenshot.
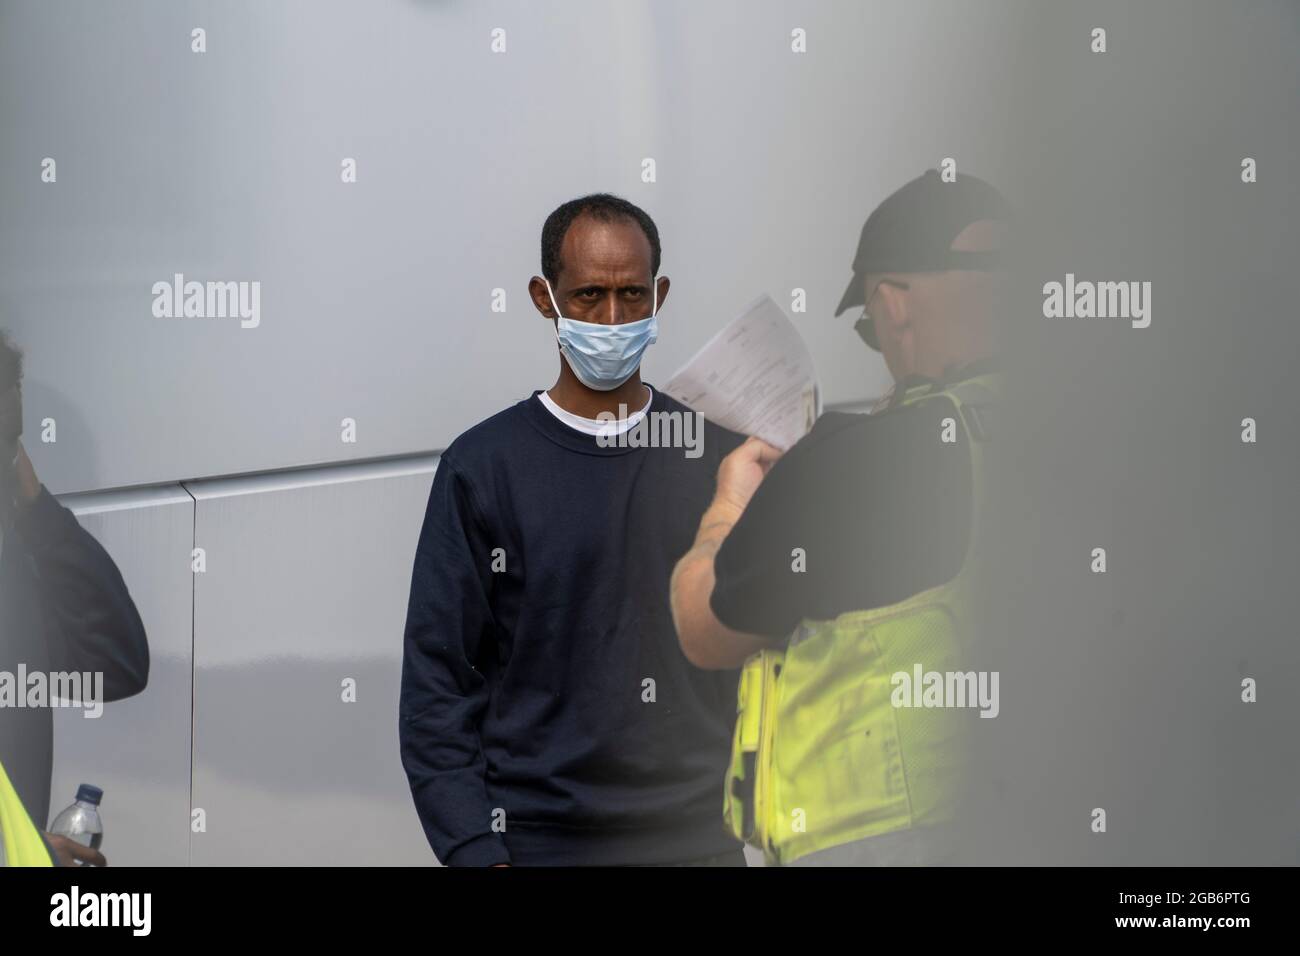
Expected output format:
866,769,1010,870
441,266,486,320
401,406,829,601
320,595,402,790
662,294,819,451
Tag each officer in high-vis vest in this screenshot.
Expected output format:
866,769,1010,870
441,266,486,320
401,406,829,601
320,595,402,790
0,758,56,866
671,170,1010,865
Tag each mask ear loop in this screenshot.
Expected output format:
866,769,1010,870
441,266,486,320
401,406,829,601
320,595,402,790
543,278,563,321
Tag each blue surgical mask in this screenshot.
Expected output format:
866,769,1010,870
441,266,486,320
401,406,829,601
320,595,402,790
545,278,659,391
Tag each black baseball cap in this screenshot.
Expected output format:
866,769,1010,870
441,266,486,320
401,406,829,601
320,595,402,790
835,169,1013,348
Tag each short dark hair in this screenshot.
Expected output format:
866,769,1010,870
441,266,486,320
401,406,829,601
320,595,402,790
540,193,661,284
0,329,22,393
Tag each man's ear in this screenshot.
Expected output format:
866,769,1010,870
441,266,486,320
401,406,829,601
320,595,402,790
654,276,670,313
528,276,559,319
876,280,911,346
0,385,21,443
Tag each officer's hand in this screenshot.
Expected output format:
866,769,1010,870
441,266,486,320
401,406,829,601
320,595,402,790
715,437,783,517
45,832,108,867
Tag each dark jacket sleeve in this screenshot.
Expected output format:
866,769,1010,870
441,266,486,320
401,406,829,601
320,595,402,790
710,397,971,640
398,456,510,867
12,486,149,702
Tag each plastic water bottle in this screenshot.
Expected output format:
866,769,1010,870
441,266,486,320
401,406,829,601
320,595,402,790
49,784,105,862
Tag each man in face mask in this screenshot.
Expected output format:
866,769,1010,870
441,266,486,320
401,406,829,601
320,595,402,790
399,194,747,866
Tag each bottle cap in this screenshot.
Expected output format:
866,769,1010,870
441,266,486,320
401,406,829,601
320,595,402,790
75,784,103,806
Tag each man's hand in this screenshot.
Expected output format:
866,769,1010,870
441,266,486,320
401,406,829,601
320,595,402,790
45,833,107,867
670,436,785,670
713,437,783,519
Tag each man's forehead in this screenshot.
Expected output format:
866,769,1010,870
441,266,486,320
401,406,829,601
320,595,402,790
559,215,653,284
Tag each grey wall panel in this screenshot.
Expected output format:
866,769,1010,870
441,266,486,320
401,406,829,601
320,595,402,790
0,0,1015,495
188,456,438,866
50,486,194,867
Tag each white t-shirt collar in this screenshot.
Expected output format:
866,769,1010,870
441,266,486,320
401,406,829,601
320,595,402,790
537,385,653,437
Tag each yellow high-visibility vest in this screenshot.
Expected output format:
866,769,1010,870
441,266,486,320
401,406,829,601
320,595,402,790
0,758,55,866
723,373,997,865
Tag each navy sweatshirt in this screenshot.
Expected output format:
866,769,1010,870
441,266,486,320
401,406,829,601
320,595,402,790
399,388,744,866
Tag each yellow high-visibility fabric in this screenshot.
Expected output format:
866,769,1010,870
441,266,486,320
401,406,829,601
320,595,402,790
0,759,55,867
